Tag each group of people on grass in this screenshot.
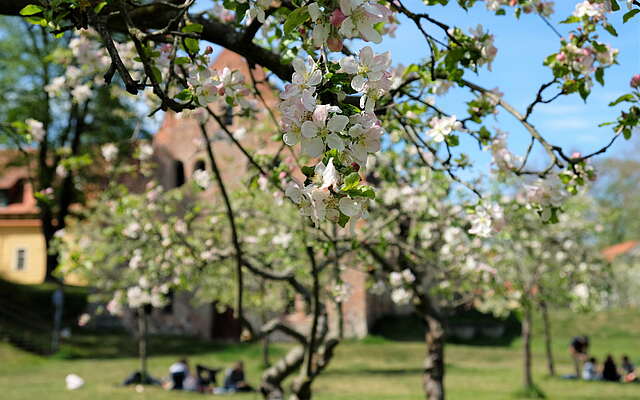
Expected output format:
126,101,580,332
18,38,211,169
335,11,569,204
570,335,637,383
165,358,254,394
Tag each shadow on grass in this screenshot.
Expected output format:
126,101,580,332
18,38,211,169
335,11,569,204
53,330,257,360
370,311,521,347
323,367,424,377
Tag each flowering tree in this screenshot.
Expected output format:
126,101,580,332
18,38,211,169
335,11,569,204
0,23,145,280
53,174,226,382
483,193,607,393
0,0,636,232
357,150,498,400
2,1,639,399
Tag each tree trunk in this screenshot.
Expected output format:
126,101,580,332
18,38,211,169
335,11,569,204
522,306,534,389
43,227,60,282
423,315,446,400
260,345,305,399
539,300,555,376
138,307,148,383
336,300,344,340
262,335,271,368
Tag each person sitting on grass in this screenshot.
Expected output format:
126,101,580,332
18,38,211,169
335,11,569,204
621,355,637,383
169,358,190,390
222,361,254,392
602,355,621,382
582,357,599,381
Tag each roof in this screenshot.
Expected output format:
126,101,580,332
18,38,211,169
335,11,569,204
601,241,640,262
0,150,38,218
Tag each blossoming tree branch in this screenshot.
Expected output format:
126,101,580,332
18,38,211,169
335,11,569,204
3,0,639,233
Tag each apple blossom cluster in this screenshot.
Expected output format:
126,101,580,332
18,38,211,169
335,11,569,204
45,29,139,104
330,282,353,303
25,118,45,142
486,130,521,174
558,156,596,195
468,25,499,72
101,143,119,163
304,0,393,50
426,115,463,143
484,0,555,17
281,47,391,227
522,177,566,221
572,0,610,19
285,158,369,227
546,36,618,93
468,203,505,238
388,269,415,305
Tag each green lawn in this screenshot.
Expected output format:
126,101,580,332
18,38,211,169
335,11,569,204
1,309,640,399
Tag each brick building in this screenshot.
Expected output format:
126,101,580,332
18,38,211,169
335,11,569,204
147,49,396,340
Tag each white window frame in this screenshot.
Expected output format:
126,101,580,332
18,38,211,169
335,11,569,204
14,247,27,271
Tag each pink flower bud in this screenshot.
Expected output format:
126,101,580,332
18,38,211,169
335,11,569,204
330,9,347,27
327,37,344,52
205,46,214,55
556,52,566,62
630,74,640,89
571,152,582,159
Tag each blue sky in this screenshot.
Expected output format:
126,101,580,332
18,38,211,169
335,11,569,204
367,1,639,172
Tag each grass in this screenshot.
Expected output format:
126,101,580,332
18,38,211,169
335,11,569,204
1,308,640,399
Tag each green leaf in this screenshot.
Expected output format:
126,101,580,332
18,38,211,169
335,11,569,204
151,66,163,83
175,89,192,101
595,68,604,86
337,213,350,228
560,16,580,24
357,186,375,199
623,9,640,23
341,173,360,192
184,38,199,54
24,16,46,26
283,7,310,35
182,23,203,33
301,166,315,177
609,94,635,106
603,24,618,37
610,0,620,11
445,134,459,147
235,2,249,24
94,1,108,14
174,57,191,65
20,4,44,16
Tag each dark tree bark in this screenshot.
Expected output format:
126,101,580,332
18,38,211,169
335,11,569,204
138,307,149,382
522,305,534,389
423,315,446,400
539,300,555,377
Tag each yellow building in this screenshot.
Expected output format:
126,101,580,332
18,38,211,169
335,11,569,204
0,163,47,284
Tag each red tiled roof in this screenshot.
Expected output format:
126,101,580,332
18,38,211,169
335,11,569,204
601,241,640,262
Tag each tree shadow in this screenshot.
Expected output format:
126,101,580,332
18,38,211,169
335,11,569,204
370,310,521,347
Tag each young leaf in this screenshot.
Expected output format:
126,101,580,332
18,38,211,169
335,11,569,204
341,172,360,191
20,4,44,16
284,7,310,35
182,23,204,33
603,24,618,37
609,94,635,106
623,9,640,23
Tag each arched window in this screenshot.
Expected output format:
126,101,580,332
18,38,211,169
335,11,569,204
193,160,206,173
175,160,185,187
